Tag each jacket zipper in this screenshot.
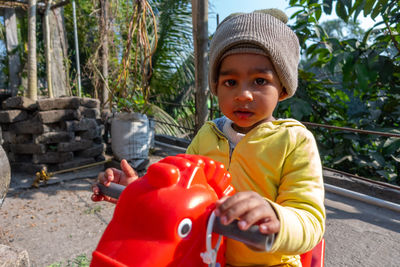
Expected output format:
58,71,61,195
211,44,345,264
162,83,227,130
210,122,234,169
228,143,234,169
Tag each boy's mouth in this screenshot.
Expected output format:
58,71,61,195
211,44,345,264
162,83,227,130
234,110,254,119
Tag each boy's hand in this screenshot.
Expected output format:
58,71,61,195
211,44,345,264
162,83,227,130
91,159,138,203
215,191,280,235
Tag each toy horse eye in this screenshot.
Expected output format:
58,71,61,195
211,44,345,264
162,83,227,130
177,218,192,238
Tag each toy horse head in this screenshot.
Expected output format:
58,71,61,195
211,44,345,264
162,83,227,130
91,154,235,267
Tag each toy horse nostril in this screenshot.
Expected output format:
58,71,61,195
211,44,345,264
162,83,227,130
177,218,192,238
147,162,180,188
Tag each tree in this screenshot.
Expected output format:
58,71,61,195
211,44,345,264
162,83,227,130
44,6,70,97
192,0,208,133
100,0,109,107
148,0,195,135
320,19,365,40
284,0,400,184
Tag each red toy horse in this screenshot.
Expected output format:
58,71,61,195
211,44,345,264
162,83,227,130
91,154,324,267
91,154,238,266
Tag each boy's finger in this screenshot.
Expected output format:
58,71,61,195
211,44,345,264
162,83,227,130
103,168,115,185
105,196,118,204
215,196,229,206
216,192,259,219
91,194,104,202
105,168,123,185
259,219,280,235
100,194,115,203
237,205,271,230
91,182,118,204
92,184,100,195
217,192,254,214
97,172,106,183
120,159,138,179
215,196,229,216
221,198,264,225
217,192,251,212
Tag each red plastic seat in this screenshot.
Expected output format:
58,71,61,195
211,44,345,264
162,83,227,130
300,239,325,267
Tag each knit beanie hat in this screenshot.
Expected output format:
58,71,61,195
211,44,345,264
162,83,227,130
209,9,300,99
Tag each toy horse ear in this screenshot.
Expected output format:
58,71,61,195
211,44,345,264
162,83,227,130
146,162,180,188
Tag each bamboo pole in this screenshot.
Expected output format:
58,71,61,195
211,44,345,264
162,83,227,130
72,0,82,96
45,0,54,98
27,0,38,100
100,0,109,108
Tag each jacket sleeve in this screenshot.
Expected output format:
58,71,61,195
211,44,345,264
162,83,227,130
186,131,200,155
268,127,326,254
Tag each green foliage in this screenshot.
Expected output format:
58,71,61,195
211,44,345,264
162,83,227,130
145,0,196,133
150,0,194,92
60,0,195,136
62,0,194,121
320,19,365,40
285,0,400,184
151,104,190,137
64,0,101,97
111,0,159,112
47,254,90,267
84,205,102,214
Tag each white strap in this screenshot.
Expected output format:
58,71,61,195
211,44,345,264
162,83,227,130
200,210,222,267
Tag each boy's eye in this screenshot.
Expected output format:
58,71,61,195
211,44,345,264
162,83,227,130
254,78,267,86
224,79,236,87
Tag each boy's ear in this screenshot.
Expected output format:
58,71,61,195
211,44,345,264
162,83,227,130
278,89,288,101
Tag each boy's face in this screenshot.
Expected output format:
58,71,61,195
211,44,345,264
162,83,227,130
217,53,286,134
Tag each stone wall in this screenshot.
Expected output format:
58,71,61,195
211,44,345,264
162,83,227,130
0,96,105,174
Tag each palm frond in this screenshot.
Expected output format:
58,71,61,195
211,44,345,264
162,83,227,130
149,0,194,96
150,104,193,138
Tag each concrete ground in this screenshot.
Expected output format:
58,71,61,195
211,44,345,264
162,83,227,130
0,147,399,266
324,191,400,266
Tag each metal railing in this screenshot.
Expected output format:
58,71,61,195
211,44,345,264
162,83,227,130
151,100,399,189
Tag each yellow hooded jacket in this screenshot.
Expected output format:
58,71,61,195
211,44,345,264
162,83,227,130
186,118,326,267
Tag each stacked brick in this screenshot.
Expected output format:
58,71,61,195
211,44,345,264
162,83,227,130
0,96,105,174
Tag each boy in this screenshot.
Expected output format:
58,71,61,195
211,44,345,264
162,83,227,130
93,9,325,266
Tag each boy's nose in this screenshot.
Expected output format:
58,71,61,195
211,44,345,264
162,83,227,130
235,86,253,101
